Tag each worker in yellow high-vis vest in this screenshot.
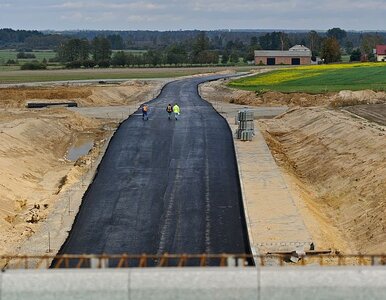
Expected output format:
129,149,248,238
173,103,180,120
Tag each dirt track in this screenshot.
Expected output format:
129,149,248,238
346,103,386,126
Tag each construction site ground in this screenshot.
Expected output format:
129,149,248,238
201,80,386,254
0,73,385,260
345,103,386,126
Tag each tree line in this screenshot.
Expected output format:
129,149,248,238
56,32,222,68
56,29,385,67
1,28,385,68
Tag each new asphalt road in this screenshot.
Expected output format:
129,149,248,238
57,75,251,261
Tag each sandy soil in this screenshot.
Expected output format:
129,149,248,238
0,80,164,255
260,108,386,253
345,103,386,126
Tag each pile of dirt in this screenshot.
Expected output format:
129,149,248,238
0,87,93,108
200,80,386,107
0,80,165,108
259,108,386,253
329,90,386,107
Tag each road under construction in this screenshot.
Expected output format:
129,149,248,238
2,75,386,299
56,75,251,262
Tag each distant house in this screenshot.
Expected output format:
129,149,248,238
375,45,386,62
254,45,312,66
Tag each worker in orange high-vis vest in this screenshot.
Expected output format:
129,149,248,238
142,104,149,120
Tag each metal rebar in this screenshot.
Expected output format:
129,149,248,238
1,254,386,269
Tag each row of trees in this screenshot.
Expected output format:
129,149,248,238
57,37,112,67
2,27,385,54
57,33,230,67
3,28,384,67
110,49,220,67
57,31,385,67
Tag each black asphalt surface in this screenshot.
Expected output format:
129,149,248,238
58,75,251,259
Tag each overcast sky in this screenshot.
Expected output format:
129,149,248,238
1,0,385,31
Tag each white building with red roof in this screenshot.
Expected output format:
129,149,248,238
375,45,386,62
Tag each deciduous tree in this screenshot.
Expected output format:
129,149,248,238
327,28,347,45
111,51,127,67
350,49,361,62
307,30,321,56
320,37,341,63
259,32,290,50
92,37,112,63
360,33,384,55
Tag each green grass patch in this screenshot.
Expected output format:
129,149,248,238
0,50,56,64
229,63,386,93
341,55,350,63
0,66,254,84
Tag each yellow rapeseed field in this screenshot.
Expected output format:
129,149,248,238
235,62,386,86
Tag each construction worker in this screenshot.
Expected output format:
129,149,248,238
173,103,180,120
142,104,149,120
166,103,173,120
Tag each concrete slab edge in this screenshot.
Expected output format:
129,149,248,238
2,267,386,300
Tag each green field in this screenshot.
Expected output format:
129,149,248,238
0,50,146,65
0,50,57,63
229,63,386,93
0,66,256,84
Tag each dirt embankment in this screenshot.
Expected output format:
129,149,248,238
200,79,386,107
260,108,386,253
202,77,386,254
0,80,163,254
0,108,107,254
0,80,163,108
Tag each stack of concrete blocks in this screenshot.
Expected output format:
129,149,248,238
235,109,254,141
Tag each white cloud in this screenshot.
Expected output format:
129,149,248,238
60,11,85,21
1,0,386,30
52,1,164,10
127,13,182,23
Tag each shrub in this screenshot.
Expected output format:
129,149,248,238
255,88,270,96
82,60,96,68
17,52,36,59
48,57,60,63
65,61,82,69
97,59,111,68
6,59,17,65
20,61,46,70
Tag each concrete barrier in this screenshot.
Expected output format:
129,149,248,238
1,267,386,300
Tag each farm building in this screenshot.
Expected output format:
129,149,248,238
375,45,386,62
254,45,312,65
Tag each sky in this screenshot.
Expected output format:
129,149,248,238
0,0,386,31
